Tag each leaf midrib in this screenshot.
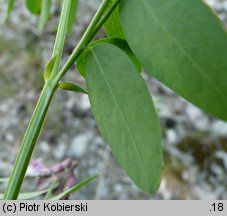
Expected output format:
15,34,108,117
138,0,227,105
91,50,150,190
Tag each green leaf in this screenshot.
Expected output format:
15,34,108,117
44,179,59,200
104,1,125,39
25,0,42,15
50,176,97,200
44,55,57,81
76,38,142,77
85,43,162,193
67,0,78,34
5,0,15,22
0,190,46,200
59,82,87,94
103,38,142,72
76,50,87,77
38,0,52,31
120,0,227,121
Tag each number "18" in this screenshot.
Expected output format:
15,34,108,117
212,203,224,212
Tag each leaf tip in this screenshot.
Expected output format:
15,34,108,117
44,54,58,81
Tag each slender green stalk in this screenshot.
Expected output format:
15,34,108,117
55,0,115,83
4,0,120,200
3,81,58,200
3,0,72,200
51,0,72,78
91,0,121,40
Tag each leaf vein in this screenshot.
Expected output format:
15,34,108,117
91,50,150,189
139,0,226,104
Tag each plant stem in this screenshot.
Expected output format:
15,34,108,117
55,0,116,83
3,0,72,200
3,0,120,200
3,81,58,200
91,0,121,40
51,0,72,78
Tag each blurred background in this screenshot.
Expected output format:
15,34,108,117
0,0,227,199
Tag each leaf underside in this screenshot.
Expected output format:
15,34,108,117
120,0,227,121
76,38,142,76
85,42,162,193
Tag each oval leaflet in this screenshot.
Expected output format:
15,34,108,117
85,42,163,193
